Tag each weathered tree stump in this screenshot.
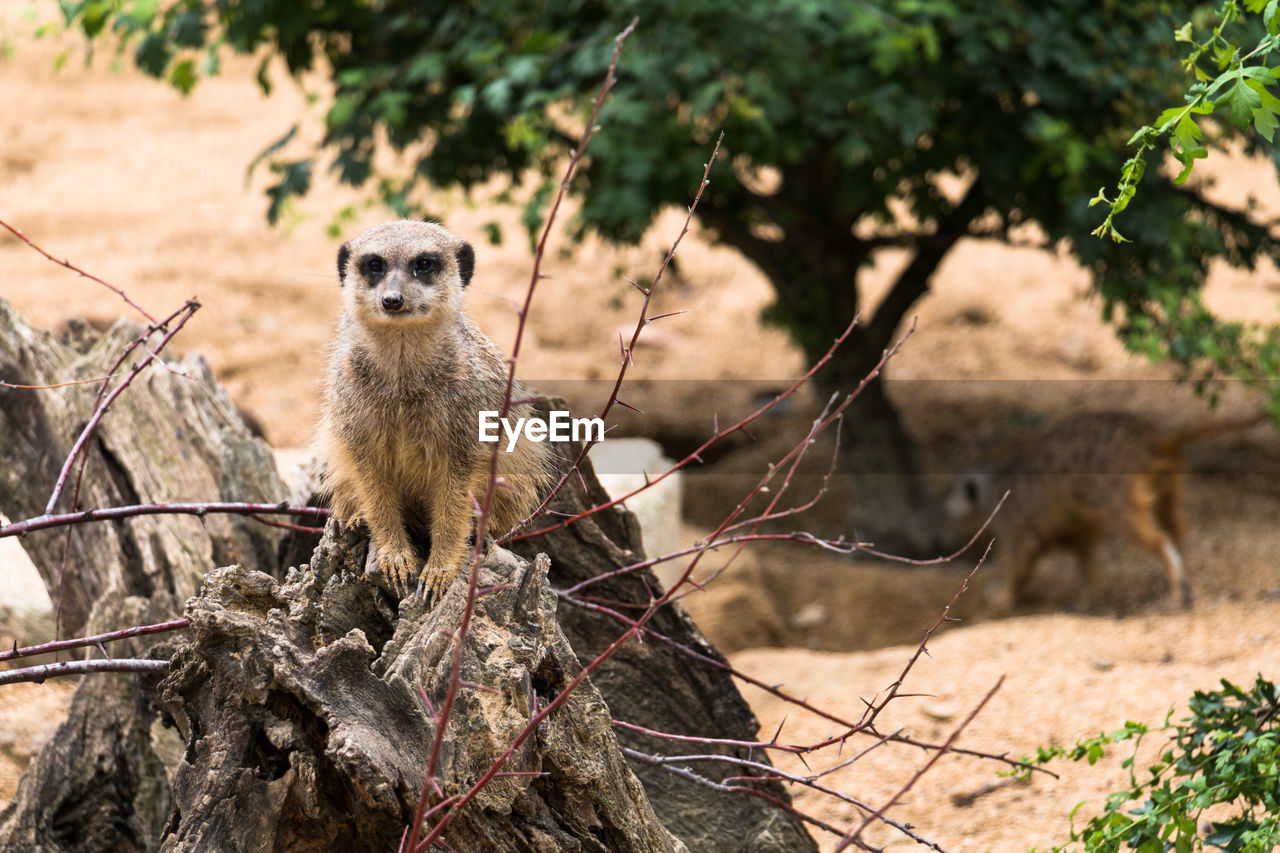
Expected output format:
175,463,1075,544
0,301,286,851
158,525,685,851
0,300,815,851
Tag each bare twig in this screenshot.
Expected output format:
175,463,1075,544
836,677,1005,852
0,373,125,390
559,581,1049,778
504,130,724,538
1,501,330,539
402,21,639,853
611,719,806,755
0,658,168,687
507,310,863,544
621,746,944,851
852,547,991,734
0,218,157,323
0,618,189,663
44,298,200,515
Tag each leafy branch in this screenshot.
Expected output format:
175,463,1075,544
1093,0,1280,241
1031,676,1280,852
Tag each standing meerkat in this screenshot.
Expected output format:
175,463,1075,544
943,410,1266,611
315,220,553,600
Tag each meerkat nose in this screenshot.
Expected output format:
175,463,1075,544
382,292,405,311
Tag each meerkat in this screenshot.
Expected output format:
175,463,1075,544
315,220,553,600
943,410,1267,611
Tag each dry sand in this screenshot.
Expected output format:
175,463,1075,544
3,6,1280,850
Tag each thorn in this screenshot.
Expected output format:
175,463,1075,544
771,717,787,743
418,684,439,722
614,398,644,414
645,309,689,323
459,680,499,694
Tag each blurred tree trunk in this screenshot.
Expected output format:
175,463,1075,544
700,181,985,556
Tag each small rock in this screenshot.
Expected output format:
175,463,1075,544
921,701,956,722
789,602,828,630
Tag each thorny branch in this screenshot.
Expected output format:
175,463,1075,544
0,658,169,687
567,587,1045,777
620,746,944,851
403,21,639,853
837,678,1006,852
507,309,864,545
44,298,201,515
0,618,189,664
0,501,329,539
0,217,157,323
503,130,724,539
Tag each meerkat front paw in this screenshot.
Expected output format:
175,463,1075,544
377,547,421,598
416,558,463,602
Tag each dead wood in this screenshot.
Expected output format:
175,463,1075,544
0,301,286,851
157,525,686,851
0,302,814,851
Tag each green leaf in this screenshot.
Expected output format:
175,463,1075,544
265,159,313,225
1247,79,1280,141
169,58,197,94
326,96,358,133
1220,77,1264,129
79,0,112,37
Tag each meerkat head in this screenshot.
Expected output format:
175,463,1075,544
336,220,476,329
942,468,995,522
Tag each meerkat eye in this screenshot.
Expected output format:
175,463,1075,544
363,256,385,277
412,254,439,277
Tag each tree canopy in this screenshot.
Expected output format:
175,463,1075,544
56,1,1279,397
46,0,1280,547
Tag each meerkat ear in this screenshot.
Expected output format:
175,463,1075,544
456,242,475,288
337,242,351,287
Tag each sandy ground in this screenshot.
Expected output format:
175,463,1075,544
3,6,1280,851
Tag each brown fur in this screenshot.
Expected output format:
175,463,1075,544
315,221,552,599
943,411,1267,610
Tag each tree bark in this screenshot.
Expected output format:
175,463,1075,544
158,530,686,852
0,302,287,851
